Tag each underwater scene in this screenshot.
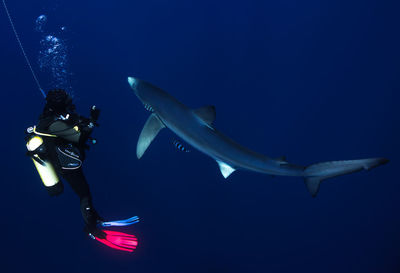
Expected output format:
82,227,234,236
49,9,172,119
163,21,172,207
1,0,399,272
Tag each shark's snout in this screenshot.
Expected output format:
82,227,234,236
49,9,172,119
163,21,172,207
128,77,136,87
128,77,141,98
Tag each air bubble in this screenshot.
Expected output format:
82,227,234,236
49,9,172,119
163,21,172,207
38,34,71,92
35,15,47,32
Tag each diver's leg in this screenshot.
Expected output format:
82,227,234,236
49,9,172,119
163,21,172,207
61,169,103,226
60,168,90,199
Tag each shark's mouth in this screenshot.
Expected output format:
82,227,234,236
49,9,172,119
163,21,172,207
143,103,154,112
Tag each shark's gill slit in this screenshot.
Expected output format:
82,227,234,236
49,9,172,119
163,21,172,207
143,104,154,112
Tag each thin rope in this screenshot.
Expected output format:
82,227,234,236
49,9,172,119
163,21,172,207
2,0,46,98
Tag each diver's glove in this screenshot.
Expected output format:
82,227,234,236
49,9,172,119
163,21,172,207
77,105,100,134
90,105,100,125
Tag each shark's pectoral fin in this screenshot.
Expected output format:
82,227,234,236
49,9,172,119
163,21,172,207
304,177,322,197
193,105,216,125
216,160,236,179
137,114,165,159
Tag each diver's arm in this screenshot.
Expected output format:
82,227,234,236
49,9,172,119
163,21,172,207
37,106,99,140
73,106,100,133
36,115,55,131
75,106,100,147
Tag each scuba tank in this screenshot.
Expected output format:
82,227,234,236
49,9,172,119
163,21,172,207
26,128,63,196
25,105,99,195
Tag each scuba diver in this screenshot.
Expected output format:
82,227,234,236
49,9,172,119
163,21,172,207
2,0,138,252
26,89,139,252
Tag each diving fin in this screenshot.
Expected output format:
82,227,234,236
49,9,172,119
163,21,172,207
90,229,138,252
87,215,140,252
100,216,140,227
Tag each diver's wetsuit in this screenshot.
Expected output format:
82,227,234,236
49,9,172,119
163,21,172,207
35,89,102,230
36,112,92,198
28,90,138,249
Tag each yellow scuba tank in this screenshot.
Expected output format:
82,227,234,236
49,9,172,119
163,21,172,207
26,135,60,188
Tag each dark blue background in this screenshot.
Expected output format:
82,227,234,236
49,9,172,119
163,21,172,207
1,0,399,272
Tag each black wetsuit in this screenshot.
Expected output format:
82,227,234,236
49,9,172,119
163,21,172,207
36,107,102,228
37,113,90,195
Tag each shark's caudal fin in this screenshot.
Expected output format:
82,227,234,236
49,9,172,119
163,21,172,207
303,158,389,197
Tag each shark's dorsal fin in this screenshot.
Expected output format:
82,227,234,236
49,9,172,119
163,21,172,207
137,114,165,159
277,156,287,161
216,160,236,178
276,156,289,166
193,105,216,125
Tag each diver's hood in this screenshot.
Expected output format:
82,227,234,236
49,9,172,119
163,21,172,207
45,89,74,114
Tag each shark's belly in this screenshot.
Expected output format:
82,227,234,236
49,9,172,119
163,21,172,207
163,117,273,172
159,110,303,176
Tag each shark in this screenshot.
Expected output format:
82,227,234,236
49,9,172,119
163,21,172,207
127,77,388,197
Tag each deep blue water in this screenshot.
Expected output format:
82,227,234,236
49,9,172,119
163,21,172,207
1,0,399,272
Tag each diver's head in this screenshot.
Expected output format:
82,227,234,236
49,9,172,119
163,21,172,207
45,89,74,114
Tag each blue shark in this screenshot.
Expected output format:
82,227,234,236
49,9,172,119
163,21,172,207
128,77,388,197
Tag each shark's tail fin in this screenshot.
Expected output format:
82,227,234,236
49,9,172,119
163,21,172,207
303,158,389,197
